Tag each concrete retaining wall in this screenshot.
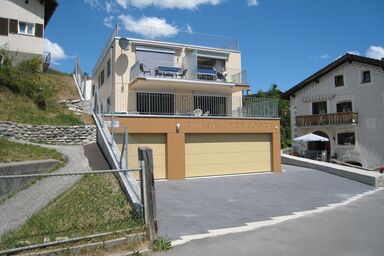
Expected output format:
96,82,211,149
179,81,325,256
0,159,60,199
0,121,96,145
282,154,384,187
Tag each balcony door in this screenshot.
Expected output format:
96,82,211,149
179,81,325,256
312,101,327,114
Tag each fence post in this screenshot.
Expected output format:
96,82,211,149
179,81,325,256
138,147,158,242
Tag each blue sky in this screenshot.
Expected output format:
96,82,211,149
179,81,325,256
44,0,384,92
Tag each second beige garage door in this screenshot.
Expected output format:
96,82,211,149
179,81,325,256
185,133,271,177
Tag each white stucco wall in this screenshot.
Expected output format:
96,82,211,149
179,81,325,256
290,61,384,168
0,0,45,56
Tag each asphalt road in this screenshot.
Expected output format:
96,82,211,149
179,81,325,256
157,188,384,256
155,165,374,241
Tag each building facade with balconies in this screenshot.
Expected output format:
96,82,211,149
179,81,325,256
92,27,281,180
283,54,384,168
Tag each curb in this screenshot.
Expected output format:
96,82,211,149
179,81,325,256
18,233,146,256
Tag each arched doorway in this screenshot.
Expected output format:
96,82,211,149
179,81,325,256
308,131,331,160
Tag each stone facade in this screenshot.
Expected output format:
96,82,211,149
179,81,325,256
0,121,96,145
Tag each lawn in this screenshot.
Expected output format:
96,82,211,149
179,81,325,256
0,173,143,250
0,61,93,125
0,138,62,163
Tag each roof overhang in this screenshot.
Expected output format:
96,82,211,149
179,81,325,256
44,0,58,27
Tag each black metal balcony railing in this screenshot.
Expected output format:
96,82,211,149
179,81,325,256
114,91,279,118
296,112,358,127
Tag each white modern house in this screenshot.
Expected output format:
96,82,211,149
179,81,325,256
91,27,281,180
0,0,58,65
283,54,384,169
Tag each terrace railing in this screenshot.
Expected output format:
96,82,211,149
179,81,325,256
118,24,240,51
295,112,358,127
130,60,247,84
114,91,278,118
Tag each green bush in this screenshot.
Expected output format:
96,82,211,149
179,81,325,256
0,51,54,110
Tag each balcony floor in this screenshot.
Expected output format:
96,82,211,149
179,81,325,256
130,76,249,93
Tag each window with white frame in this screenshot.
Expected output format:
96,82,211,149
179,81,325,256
18,21,34,35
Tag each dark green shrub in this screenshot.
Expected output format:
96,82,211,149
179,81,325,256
0,50,54,110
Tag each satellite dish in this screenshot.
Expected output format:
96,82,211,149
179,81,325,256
118,37,130,51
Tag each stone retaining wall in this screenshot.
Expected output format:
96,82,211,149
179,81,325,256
0,121,96,145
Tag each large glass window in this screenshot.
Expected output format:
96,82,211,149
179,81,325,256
194,95,227,116
337,133,355,145
137,92,174,115
197,58,226,81
312,101,327,114
136,50,174,76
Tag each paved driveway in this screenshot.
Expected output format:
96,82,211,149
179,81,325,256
155,164,374,241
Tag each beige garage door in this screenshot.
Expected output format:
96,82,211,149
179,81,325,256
127,134,167,180
186,133,271,177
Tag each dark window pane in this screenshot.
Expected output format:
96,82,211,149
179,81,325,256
9,19,18,34
35,23,43,37
336,102,352,113
337,133,355,145
334,75,344,87
101,70,104,85
107,59,111,77
312,101,327,114
362,71,371,83
0,18,8,36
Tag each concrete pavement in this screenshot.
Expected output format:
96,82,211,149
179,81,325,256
155,165,374,241
0,145,91,237
157,188,384,256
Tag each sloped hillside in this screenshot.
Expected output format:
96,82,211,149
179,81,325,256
0,59,93,125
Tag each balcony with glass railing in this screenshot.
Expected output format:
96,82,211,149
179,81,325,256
113,91,278,118
130,59,247,85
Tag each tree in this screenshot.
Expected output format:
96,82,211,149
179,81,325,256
250,84,291,148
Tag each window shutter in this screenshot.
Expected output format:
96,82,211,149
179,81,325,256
9,19,18,34
35,23,43,37
0,18,8,36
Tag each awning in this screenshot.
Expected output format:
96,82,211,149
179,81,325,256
293,133,329,142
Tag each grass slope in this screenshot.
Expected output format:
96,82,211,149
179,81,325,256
0,71,93,125
0,173,143,250
0,138,62,163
